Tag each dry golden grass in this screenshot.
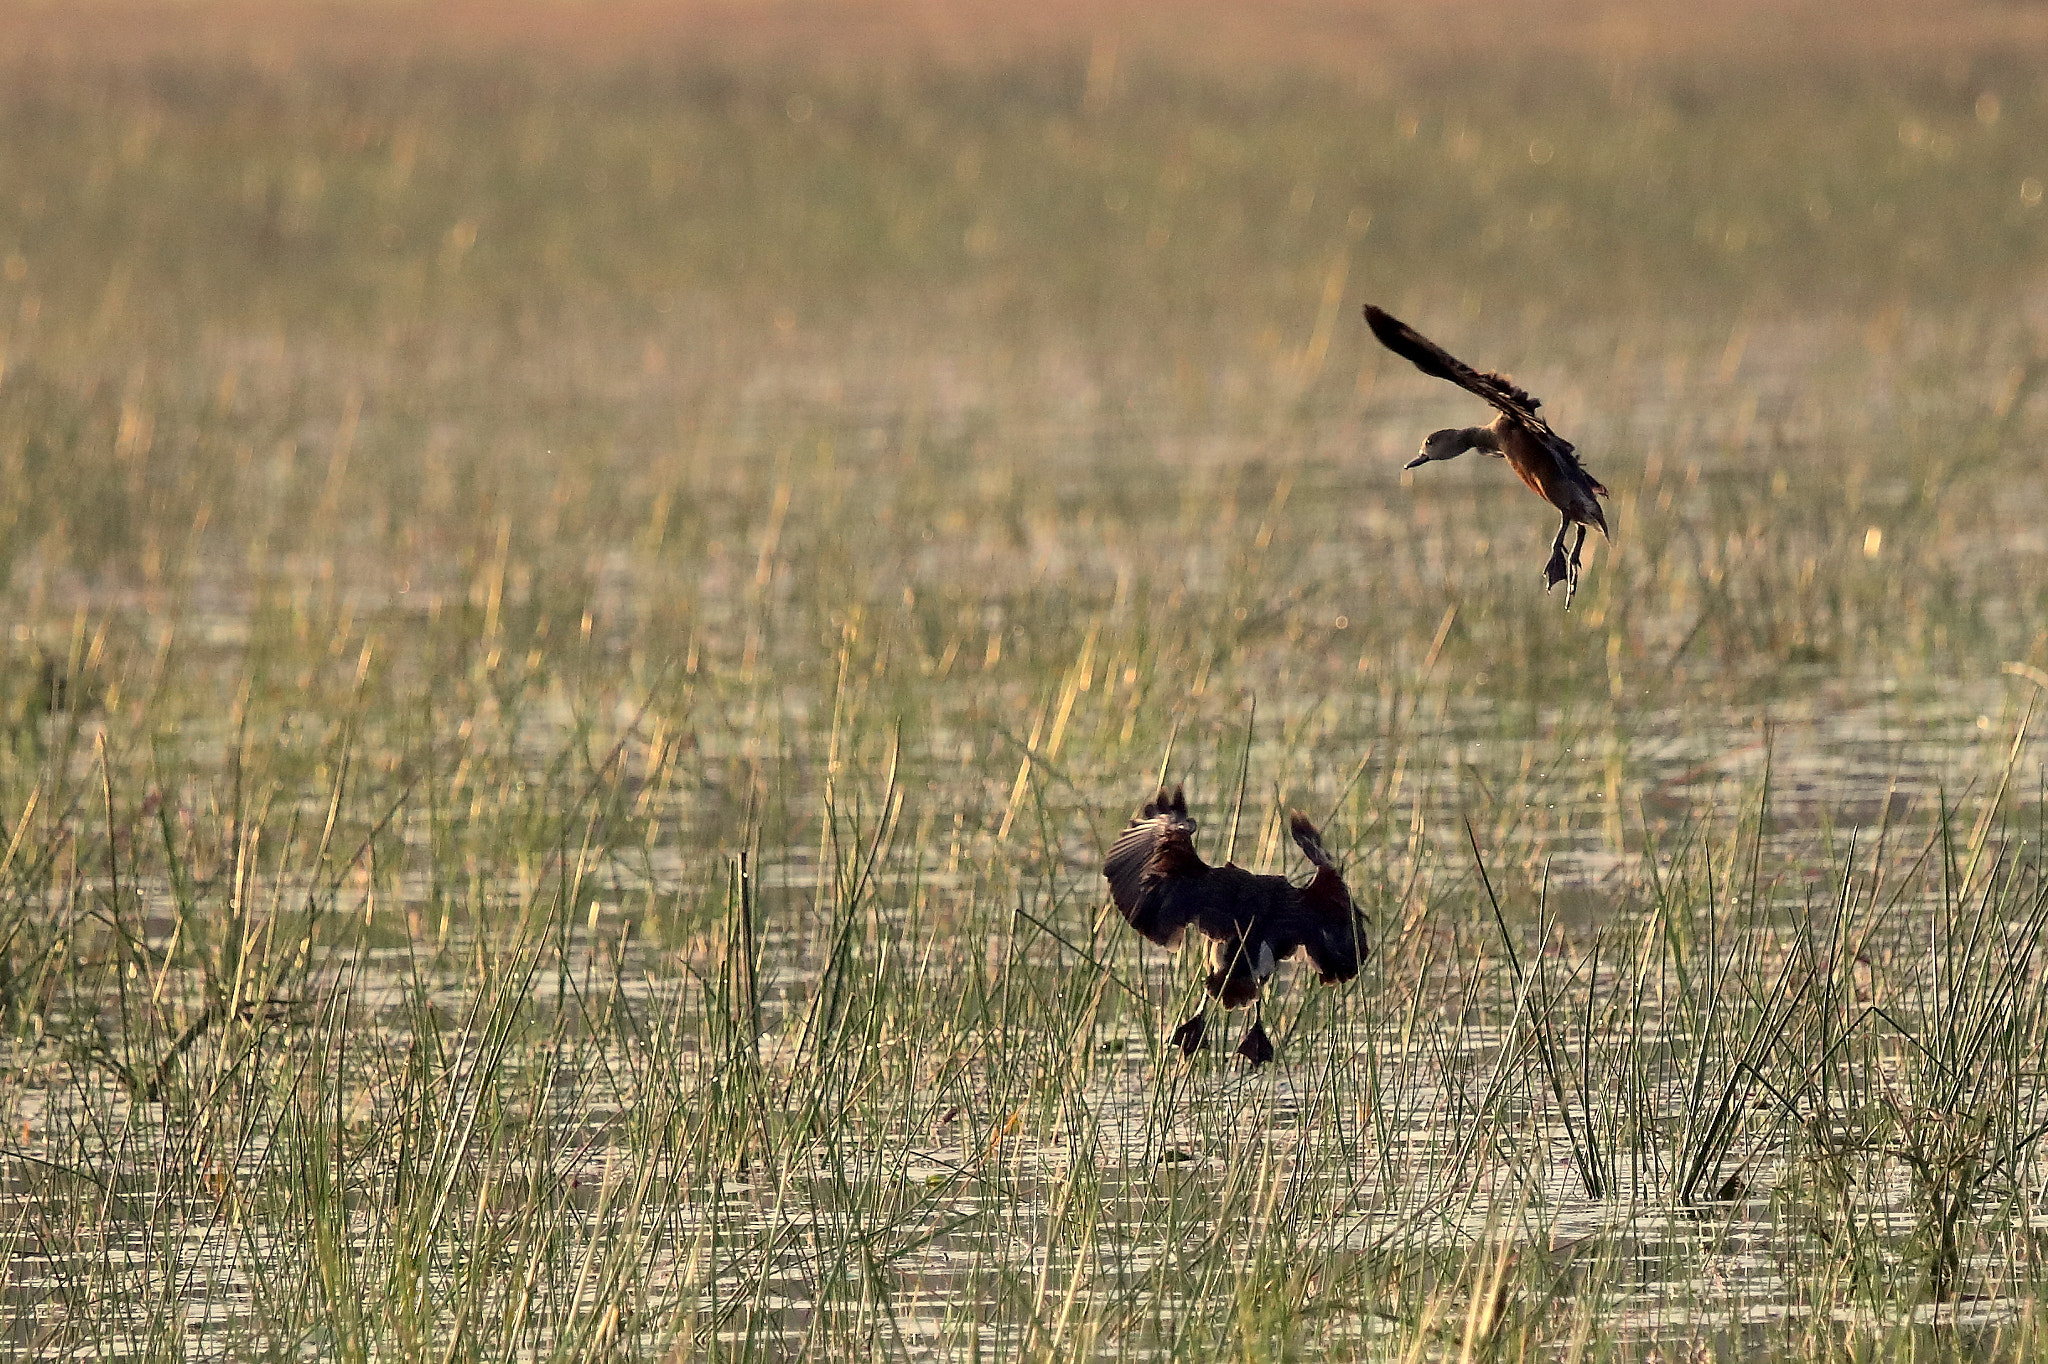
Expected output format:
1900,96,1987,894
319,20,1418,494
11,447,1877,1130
7,0,2048,73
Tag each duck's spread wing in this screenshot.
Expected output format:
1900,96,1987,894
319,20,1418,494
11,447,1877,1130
1364,305,1603,492
1103,787,1209,948
1289,870,1368,984
1364,305,1547,427
1278,815,1367,983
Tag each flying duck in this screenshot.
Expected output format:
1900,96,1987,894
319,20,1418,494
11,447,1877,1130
1366,304,1610,606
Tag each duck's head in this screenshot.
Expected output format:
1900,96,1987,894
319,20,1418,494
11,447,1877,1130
1406,426,1476,469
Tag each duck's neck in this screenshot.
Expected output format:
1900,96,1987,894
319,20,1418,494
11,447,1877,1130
1458,425,1504,455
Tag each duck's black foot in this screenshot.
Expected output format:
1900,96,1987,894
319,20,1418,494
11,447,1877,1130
1169,1014,1208,1058
1542,549,1570,592
1235,1020,1275,1067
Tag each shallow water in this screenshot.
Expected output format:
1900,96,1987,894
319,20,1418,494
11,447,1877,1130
7,659,2044,1359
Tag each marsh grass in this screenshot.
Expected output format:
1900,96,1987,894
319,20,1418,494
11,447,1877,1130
3,21,2048,1361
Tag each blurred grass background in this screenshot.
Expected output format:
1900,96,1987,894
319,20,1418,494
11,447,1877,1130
6,3,2047,691
4,0,2047,942
2,0,2045,992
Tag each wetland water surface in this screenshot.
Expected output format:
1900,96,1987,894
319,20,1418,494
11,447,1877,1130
7,661,2047,1359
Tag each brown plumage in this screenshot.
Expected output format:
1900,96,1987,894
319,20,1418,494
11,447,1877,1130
1103,785,1368,1066
1365,304,1610,607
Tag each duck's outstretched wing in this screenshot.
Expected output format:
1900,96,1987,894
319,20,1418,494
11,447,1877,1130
1283,812,1368,984
1364,305,1605,495
1364,305,1551,429
1104,785,1210,948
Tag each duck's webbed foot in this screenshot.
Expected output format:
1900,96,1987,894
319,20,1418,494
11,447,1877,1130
1169,1013,1209,1058
1235,1019,1275,1067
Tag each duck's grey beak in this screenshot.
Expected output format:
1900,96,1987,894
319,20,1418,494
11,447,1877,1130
1404,452,1430,470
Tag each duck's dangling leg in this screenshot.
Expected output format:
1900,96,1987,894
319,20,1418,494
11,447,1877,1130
1235,997,1275,1067
1563,523,1590,609
1169,1012,1208,1058
1542,512,1572,594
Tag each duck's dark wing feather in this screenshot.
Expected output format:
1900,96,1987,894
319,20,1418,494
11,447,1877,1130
1281,876,1367,984
1364,305,1605,494
1365,305,1550,428
1276,811,1368,983
1104,786,1209,948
